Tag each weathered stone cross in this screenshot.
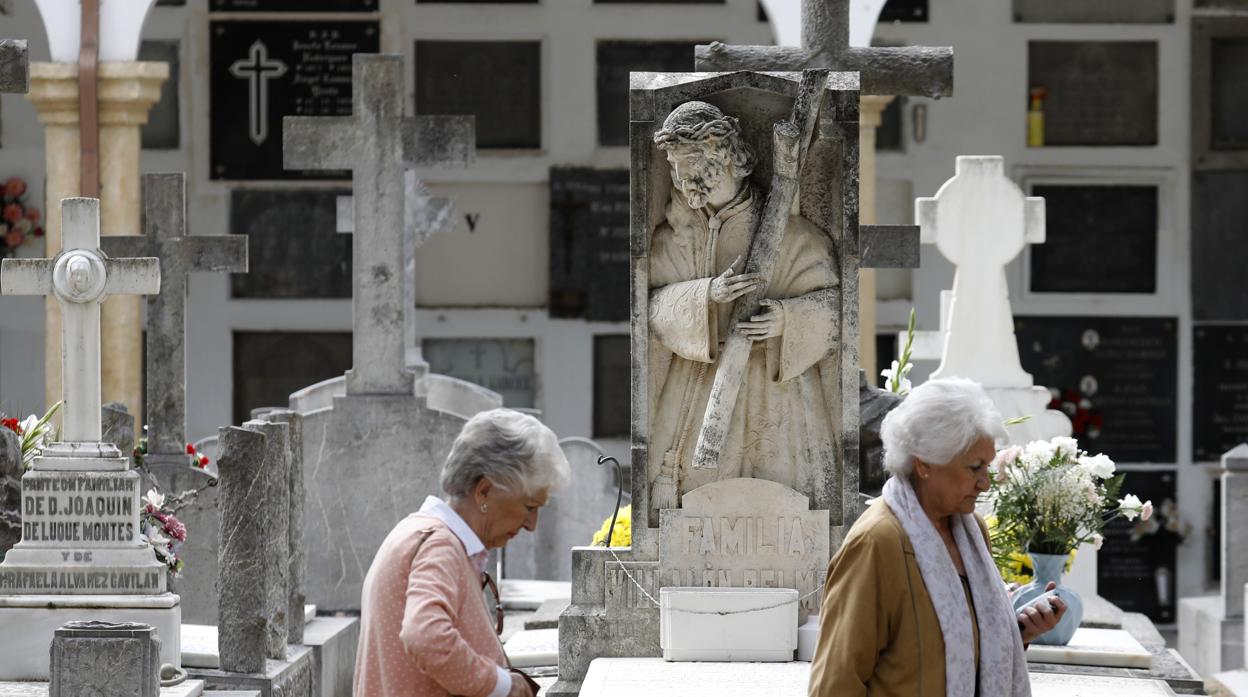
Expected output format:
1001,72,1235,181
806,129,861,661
100,173,248,467
283,53,473,395
336,171,458,368
0,198,160,461
0,38,28,94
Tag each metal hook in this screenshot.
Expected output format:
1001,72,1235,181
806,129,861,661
597,454,624,548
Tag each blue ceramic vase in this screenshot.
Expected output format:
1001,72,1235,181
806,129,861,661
1009,552,1083,645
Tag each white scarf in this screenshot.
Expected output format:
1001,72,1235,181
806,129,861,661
882,476,1031,697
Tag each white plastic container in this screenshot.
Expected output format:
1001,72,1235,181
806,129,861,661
797,614,820,662
659,587,798,662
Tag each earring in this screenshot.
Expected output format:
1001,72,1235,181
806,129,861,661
480,504,488,513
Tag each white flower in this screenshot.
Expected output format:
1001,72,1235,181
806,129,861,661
1091,533,1104,550
880,360,913,395
1078,453,1116,479
1141,500,1154,521
143,489,165,510
1119,494,1144,521
1024,439,1057,470
1051,436,1079,461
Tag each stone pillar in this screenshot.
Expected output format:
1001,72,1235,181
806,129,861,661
1223,444,1248,618
858,95,894,381
25,62,169,420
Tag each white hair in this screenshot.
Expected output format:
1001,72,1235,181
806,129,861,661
440,408,571,501
879,378,1006,477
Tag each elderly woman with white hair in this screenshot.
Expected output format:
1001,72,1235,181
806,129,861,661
354,409,570,697
809,378,1066,697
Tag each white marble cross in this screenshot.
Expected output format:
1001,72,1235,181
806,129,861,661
0,198,160,451
100,173,247,465
0,39,28,94
283,53,473,395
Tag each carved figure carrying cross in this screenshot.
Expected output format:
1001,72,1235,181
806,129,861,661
0,198,160,467
284,53,473,396
100,173,248,467
0,38,28,94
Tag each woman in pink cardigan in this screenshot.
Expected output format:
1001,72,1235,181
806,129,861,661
355,409,570,697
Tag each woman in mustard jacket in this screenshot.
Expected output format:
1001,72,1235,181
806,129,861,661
809,378,1066,697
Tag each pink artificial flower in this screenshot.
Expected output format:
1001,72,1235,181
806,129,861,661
4,229,24,248
4,178,25,198
163,515,187,543
24,206,39,223
992,445,1022,483
2,204,22,224
1092,533,1104,550
1141,500,1154,522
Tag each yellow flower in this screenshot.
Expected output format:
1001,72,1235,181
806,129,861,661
591,505,632,547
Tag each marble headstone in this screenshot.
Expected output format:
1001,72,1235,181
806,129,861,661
49,621,160,697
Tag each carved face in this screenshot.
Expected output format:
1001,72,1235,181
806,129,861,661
665,141,736,210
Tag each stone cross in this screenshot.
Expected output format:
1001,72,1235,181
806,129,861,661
695,0,952,98
100,173,247,467
283,53,473,396
0,198,160,452
0,39,29,94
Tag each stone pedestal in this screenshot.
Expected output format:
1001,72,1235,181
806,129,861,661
857,95,893,380
25,61,169,420
50,621,161,697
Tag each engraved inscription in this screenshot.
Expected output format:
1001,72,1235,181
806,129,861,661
18,472,139,544
0,569,162,592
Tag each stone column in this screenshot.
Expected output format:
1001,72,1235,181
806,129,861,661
25,62,168,420
857,95,894,381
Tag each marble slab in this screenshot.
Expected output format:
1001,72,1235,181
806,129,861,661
0,679,205,697
1029,672,1177,696
182,624,220,669
1027,628,1151,668
504,629,559,668
304,604,316,624
500,580,572,611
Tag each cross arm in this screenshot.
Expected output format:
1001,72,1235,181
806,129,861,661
103,258,161,296
187,236,249,273
0,258,52,296
401,116,475,168
860,225,920,268
283,116,354,170
694,43,953,98
0,39,28,94
99,236,154,261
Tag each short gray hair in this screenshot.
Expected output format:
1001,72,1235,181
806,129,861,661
879,378,1006,477
440,409,571,501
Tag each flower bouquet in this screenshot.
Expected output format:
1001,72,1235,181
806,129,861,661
141,489,188,577
592,504,632,547
0,177,43,259
985,436,1152,644
1,401,62,468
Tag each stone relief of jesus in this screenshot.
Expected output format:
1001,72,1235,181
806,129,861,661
647,100,842,522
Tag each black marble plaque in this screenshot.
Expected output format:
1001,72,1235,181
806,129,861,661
1193,324,1248,460
422,339,536,408
233,331,352,425
210,20,379,180
1212,38,1248,150
229,189,352,299
1029,185,1157,294
1014,316,1177,464
1028,41,1158,146
139,40,180,150
549,168,630,322
1193,171,1248,320
877,97,904,152
880,0,928,22
1013,0,1173,23
598,41,700,147
1097,469,1179,623
212,0,377,10
415,41,540,150
594,335,631,438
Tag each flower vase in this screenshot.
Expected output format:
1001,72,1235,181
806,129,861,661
1010,552,1083,645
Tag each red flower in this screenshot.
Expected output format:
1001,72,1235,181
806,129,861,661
4,229,24,249
25,206,39,223
185,443,196,455
198,454,209,467
3,204,21,223
4,178,25,198
163,515,187,542
1,417,22,435
34,227,44,237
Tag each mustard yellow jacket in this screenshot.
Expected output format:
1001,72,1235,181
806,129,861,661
808,499,991,697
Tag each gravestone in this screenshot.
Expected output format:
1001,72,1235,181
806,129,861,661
1195,325,1248,460
210,20,380,179
903,156,1072,447
0,198,179,680
101,403,135,466
1193,171,1248,321
1014,316,1178,464
1013,0,1173,23
1027,41,1158,146
281,53,497,611
414,40,540,149
0,39,28,95
1029,184,1158,294
552,69,869,697
101,173,247,487
596,42,699,147
1096,470,1179,623
1179,444,1248,676
593,335,630,438
549,168,630,321
49,621,160,697
423,338,536,408
0,428,20,557
1193,17,1248,170
212,0,377,9
233,331,352,425
229,189,352,299
138,41,180,150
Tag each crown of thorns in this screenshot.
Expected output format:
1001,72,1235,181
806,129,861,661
653,104,741,148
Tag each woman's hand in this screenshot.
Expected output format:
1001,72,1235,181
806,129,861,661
507,672,535,697
1017,581,1068,645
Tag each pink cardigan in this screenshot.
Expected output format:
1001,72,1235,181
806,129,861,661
355,514,507,697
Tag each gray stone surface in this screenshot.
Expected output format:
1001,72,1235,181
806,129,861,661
301,615,359,697
858,370,903,495
0,427,20,557
166,438,220,626
859,225,921,268
0,39,28,94
1179,595,1244,679
49,621,160,697
1224,444,1248,617
525,597,572,631
189,644,313,697
261,410,305,645
283,53,471,396
693,0,951,98
100,173,247,479
101,403,135,464
216,421,289,673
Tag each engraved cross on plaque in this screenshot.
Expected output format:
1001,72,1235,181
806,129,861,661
0,198,160,467
230,40,288,146
0,38,29,94
100,173,248,468
283,53,473,396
